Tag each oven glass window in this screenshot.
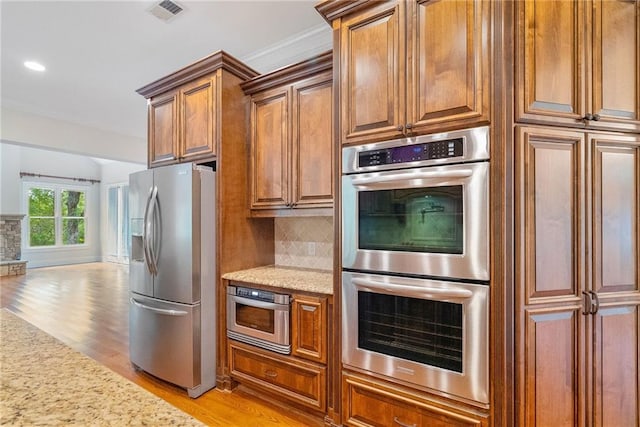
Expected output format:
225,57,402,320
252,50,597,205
235,303,274,334
358,291,463,372
358,185,463,254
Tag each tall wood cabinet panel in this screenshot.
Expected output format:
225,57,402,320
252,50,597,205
337,0,490,146
340,1,404,144
516,126,640,427
242,52,333,216
516,0,640,133
292,76,334,207
250,87,290,209
590,133,640,427
180,76,217,162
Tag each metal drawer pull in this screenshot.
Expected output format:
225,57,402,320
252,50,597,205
264,370,278,378
393,417,417,427
302,305,317,312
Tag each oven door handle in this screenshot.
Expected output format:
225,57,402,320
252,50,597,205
350,169,473,187
351,278,473,300
229,295,289,311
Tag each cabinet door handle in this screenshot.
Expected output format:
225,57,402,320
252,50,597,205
393,417,417,427
583,113,594,121
396,125,405,131
405,123,413,129
589,291,600,315
592,113,601,121
581,291,592,315
264,370,278,378
302,305,317,312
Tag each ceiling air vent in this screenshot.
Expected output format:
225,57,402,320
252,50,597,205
148,0,184,22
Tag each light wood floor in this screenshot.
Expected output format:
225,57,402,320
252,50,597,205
1,262,323,427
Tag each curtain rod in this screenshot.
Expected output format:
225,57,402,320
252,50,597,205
20,172,101,185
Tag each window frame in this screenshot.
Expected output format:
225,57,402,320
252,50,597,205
23,182,90,249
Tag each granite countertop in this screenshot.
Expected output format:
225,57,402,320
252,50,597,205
222,265,333,295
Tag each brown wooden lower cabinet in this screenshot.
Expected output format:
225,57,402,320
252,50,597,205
342,372,489,427
229,341,326,412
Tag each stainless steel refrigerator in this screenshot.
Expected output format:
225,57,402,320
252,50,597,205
128,162,215,398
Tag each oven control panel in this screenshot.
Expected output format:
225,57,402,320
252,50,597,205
358,137,464,167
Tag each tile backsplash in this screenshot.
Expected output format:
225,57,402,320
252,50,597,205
274,217,333,271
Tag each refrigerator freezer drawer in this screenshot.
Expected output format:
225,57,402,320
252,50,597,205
130,294,200,390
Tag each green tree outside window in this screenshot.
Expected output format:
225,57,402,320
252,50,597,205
27,186,87,247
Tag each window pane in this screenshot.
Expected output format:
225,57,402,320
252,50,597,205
61,190,85,217
63,218,85,244
28,188,54,216
30,218,55,246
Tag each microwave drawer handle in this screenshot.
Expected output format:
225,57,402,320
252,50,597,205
351,278,473,299
230,295,288,310
351,169,473,186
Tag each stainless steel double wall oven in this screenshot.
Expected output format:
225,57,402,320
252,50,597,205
341,126,490,405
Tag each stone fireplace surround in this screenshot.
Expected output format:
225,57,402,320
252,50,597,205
0,214,27,276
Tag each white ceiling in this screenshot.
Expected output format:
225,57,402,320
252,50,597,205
1,0,331,141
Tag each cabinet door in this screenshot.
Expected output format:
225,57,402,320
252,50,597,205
291,294,327,364
180,76,217,161
516,0,586,127
515,127,587,427
250,87,290,209
148,91,179,167
592,303,640,427
407,0,490,134
291,74,333,208
590,0,640,133
590,133,640,427
591,134,640,296
340,1,405,145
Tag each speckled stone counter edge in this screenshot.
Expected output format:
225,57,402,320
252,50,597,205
222,265,333,295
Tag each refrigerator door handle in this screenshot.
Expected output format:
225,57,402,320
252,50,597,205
130,298,188,316
142,186,155,275
148,185,161,275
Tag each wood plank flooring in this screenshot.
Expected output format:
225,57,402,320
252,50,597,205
1,262,323,427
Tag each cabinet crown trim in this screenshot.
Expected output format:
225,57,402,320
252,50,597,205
136,50,259,98
315,0,375,23
240,51,333,95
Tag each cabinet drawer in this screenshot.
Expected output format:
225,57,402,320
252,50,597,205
230,342,326,411
343,373,487,427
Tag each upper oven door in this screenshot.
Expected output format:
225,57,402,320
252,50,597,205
342,161,489,281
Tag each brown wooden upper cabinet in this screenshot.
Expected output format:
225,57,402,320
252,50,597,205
516,0,640,133
241,52,334,216
137,52,259,168
318,0,490,145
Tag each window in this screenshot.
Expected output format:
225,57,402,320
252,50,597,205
25,184,87,247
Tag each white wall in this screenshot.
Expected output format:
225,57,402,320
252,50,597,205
0,143,22,213
0,142,146,268
0,107,146,163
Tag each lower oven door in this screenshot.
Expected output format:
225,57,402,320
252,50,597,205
342,271,489,405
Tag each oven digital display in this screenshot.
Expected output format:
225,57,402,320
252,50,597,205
358,138,464,167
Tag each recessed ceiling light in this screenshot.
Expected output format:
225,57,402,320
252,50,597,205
24,61,46,72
